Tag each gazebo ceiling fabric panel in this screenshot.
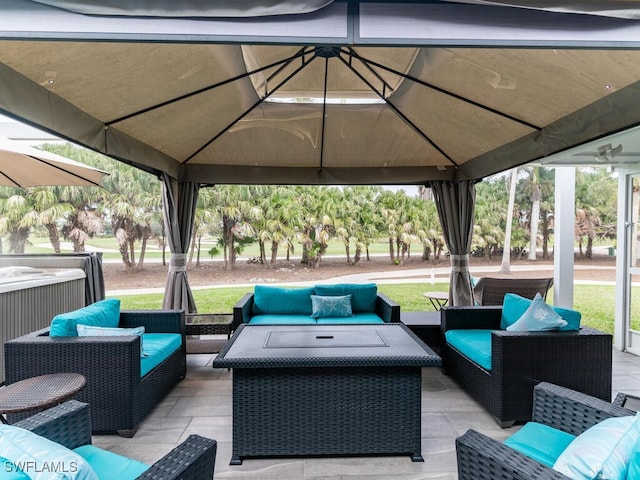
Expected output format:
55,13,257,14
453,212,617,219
2,2,640,185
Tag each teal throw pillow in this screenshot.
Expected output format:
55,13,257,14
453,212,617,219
252,285,314,315
50,298,121,337
506,293,568,332
553,413,640,480
0,425,98,480
313,283,377,312
310,295,353,318
76,325,146,356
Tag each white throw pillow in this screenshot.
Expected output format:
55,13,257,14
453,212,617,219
506,293,568,331
553,413,640,480
0,425,98,480
76,325,146,356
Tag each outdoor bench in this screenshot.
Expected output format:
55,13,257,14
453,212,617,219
232,283,400,331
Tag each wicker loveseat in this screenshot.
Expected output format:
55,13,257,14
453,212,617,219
441,297,613,427
4,303,186,436
456,382,635,480
2,400,216,479
232,283,400,331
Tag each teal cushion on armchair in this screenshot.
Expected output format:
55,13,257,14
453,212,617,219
252,285,314,315
50,298,121,337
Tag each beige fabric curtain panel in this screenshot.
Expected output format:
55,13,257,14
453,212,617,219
161,173,199,314
27,0,334,17
431,180,476,307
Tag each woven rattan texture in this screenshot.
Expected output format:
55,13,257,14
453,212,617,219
230,365,423,463
441,307,613,425
5,309,186,434
455,383,633,480
0,373,85,413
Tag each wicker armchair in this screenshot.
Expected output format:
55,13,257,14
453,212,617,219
12,400,217,479
4,309,186,436
456,382,633,480
473,276,553,305
441,306,612,427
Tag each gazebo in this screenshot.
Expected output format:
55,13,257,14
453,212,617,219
1,0,640,320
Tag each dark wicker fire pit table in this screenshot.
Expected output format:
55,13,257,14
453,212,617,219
212,323,441,465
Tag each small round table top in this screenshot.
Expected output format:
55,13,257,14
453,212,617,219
0,373,86,415
423,291,449,301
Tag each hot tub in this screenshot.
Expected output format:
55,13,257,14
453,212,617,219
0,266,86,383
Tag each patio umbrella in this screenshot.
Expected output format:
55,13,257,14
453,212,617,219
0,137,107,188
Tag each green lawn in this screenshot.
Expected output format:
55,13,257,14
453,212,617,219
114,283,617,335
26,236,393,261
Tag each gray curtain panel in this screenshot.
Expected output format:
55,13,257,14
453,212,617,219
28,0,334,17
161,173,199,313
431,180,476,307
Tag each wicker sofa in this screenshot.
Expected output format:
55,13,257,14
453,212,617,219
4,307,186,436
441,302,613,427
232,283,400,331
3,400,216,479
456,382,634,480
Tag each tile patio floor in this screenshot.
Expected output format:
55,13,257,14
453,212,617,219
92,346,640,480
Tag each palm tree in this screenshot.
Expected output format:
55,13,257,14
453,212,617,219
0,190,32,253
500,168,518,273
21,187,74,253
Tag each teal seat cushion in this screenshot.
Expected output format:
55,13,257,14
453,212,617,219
0,456,29,479
316,313,384,325
314,283,377,312
501,293,580,331
504,422,576,468
252,285,314,315
50,298,121,337
74,445,148,480
249,314,317,325
445,329,493,371
140,333,182,377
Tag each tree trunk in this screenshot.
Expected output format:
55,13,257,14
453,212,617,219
45,223,61,253
345,244,352,265
500,168,518,274
541,208,550,259
137,235,148,271
528,198,541,261
388,237,395,265
270,241,278,266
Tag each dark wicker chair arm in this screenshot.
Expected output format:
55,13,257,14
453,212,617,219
232,293,254,331
14,400,92,451
5,334,140,383
531,382,632,435
440,306,502,332
137,434,217,480
119,309,185,334
456,429,569,480
375,292,400,323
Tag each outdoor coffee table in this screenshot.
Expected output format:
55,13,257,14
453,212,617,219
0,373,86,423
212,323,441,465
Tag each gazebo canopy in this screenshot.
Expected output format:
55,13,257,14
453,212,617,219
3,0,640,311
1,1,640,186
